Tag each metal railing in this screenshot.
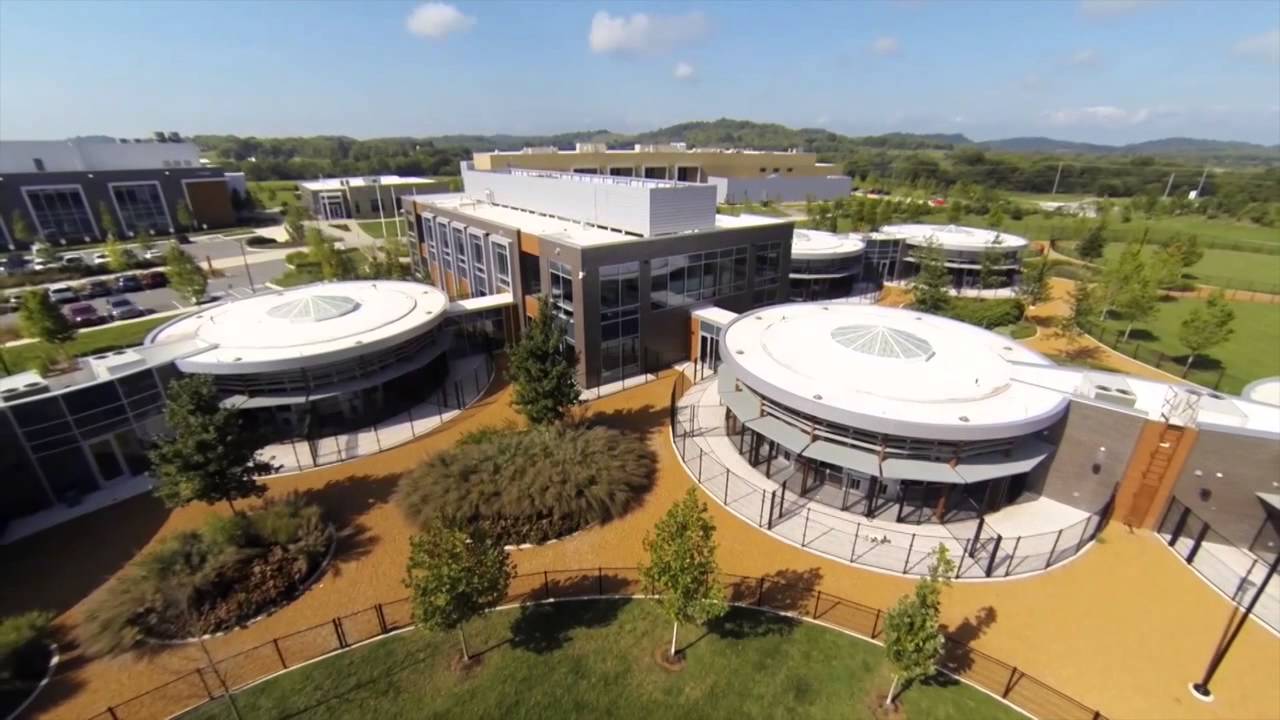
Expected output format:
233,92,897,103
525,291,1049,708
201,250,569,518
1080,321,1243,393
669,375,1113,579
82,567,1108,720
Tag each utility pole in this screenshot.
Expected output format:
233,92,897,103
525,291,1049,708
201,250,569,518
1163,172,1176,199
1194,166,1209,198
1051,161,1063,195
238,238,255,292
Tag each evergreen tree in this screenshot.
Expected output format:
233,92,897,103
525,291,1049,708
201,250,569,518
148,375,276,514
1077,222,1107,262
883,546,956,706
641,488,727,662
404,522,514,662
909,241,952,315
165,245,208,304
18,289,76,356
1177,290,1235,375
97,201,120,241
507,294,579,425
175,200,194,231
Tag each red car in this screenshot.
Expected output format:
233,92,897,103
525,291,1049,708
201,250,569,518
66,302,104,328
141,270,168,289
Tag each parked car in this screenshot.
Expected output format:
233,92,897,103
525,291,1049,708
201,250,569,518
114,274,143,293
47,284,79,304
0,294,19,314
91,252,111,266
60,254,86,267
32,257,57,271
82,279,113,298
143,247,167,261
65,302,103,328
106,296,144,321
140,270,168,289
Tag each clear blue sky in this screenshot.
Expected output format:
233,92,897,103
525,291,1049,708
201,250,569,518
1,0,1277,144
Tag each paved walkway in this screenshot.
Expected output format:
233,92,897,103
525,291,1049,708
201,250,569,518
3,371,1278,720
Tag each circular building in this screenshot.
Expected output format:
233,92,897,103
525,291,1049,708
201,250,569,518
880,224,1028,289
787,228,865,301
1242,377,1280,407
148,280,451,439
717,302,1068,524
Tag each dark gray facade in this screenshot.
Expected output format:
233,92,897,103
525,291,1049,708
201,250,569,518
0,167,232,249
1171,428,1280,549
1027,399,1146,512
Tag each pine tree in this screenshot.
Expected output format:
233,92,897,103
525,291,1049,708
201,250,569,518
641,488,727,662
1077,222,1107,262
910,241,952,315
507,294,580,425
18,289,76,357
404,522,514,662
148,375,276,514
165,244,208,304
882,546,956,706
1178,290,1235,376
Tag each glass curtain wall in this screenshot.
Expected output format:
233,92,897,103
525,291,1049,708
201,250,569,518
599,262,640,383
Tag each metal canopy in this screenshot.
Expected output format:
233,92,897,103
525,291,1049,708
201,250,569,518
744,415,812,454
721,390,762,422
954,440,1054,483
879,456,966,484
801,440,882,476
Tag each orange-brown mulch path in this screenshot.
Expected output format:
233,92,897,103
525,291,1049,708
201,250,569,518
6,371,1279,720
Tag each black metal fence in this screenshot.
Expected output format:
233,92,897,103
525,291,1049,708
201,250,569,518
1080,321,1241,393
669,374,1114,579
82,567,1109,720
1157,499,1280,634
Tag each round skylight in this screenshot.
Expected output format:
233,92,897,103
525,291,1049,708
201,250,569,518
266,295,360,323
830,325,935,360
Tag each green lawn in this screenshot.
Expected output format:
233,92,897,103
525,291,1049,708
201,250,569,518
356,219,408,239
1095,297,1280,393
187,600,1022,720
248,181,300,210
1057,241,1280,293
718,203,791,218
2,315,174,374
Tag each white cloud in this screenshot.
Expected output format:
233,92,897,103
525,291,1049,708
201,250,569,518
1233,29,1280,64
405,2,475,39
1045,105,1155,127
1079,0,1150,17
588,11,708,55
816,114,832,126
1069,48,1099,66
870,36,900,56
673,61,695,80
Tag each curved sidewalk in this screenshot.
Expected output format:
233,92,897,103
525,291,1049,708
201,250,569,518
2,374,1277,720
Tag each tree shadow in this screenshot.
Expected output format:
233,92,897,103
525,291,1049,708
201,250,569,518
1121,328,1157,342
0,492,171,617
585,404,668,435
708,606,799,641
506,597,630,655
758,567,825,615
299,474,399,572
933,605,999,685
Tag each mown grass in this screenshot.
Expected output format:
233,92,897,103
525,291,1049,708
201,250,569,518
2,315,174,374
1056,241,1280,293
356,219,408,239
186,600,1023,720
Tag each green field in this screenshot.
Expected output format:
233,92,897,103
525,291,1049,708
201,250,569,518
1095,297,1280,393
356,218,408,239
248,180,300,210
187,600,1021,720
1057,241,1280,292
2,315,174,374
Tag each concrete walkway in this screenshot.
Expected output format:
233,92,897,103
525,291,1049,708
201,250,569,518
2,372,1277,720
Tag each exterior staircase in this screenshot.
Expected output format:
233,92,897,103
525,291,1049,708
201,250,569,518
1123,425,1185,528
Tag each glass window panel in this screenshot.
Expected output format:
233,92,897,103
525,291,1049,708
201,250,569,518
25,187,95,238
601,276,620,309
621,275,639,307
36,445,99,496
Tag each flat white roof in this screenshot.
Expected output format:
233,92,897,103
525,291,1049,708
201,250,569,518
148,281,448,374
1243,377,1280,407
721,303,1067,441
880,224,1029,251
411,193,788,248
789,227,866,260
300,175,439,191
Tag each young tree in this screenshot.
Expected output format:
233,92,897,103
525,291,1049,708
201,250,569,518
134,227,155,259
986,205,1005,229
1077,222,1107,262
1016,257,1051,318
1096,242,1144,321
165,244,208,304
507,294,580,425
404,522,514,662
978,235,1006,292
1115,263,1161,342
640,488,727,662
945,199,963,224
882,545,956,706
32,241,57,264
104,235,130,273
285,204,307,244
1056,281,1097,347
306,227,357,280
909,241,952,315
9,210,35,247
148,375,276,514
1177,290,1235,375
175,200,195,231
97,201,120,241
18,289,76,356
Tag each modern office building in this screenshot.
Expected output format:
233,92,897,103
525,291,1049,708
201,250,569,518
472,143,851,203
877,224,1029,289
0,136,236,249
297,176,451,221
786,227,866,301
403,163,796,388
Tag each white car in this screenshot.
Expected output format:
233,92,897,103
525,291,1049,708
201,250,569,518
47,284,79,304
91,252,111,265
32,257,56,271
61,254,86,267
144,247,167,261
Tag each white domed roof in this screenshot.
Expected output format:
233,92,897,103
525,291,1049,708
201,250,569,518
831,325,935,360
880,223,1029,251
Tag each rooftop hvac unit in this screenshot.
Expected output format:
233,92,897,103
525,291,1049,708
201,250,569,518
1091,384,1138,409
0,371,50,404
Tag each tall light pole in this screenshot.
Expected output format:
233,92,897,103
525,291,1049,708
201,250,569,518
237,237,255,292
1163,172,1176,199
1051,161,1064,195
373,177,389,243
1191,551,1280,700
1194,166,1210,199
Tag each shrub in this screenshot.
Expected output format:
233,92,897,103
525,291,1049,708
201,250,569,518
945,298,1025,329
0,611,53,686
80,497,329,655
284,250,314,268
244,235,276,247
396,425,656,545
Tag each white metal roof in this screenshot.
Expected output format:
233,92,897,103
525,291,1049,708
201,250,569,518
720,303,1068,441
790,227,866,260
299,175,437,191
880,224,1030,251
148,281,448,374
